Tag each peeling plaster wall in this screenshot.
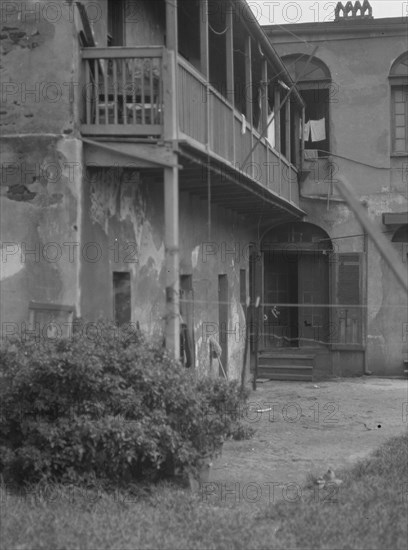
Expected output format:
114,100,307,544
179,192,256,380
0,136,82,335
80,169,166,341
271,26,408,376
81,169,256,380
0,0,79,135
0,1,82,337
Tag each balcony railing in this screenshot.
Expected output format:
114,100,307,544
80,47,298,203
177,56,298,203
81,47,164,136
257,304,363,349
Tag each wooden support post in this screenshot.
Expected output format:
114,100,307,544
200,0,209,77
226,4,235,162
301,106,305,171
245,36,252,126
261,60,268,133
245,35,253,176
226,5,234,105
163,46,180,359
274,85,281,153
164,166,180,359
165,0,177,51
285,96,291,164
293,108,300,167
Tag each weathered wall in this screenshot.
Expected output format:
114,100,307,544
0,1,83,338
179,192,256,380
270,24,408,376
80,167,256,380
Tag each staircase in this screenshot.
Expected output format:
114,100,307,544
257,350,315,381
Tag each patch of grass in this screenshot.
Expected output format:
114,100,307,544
1,434,407,550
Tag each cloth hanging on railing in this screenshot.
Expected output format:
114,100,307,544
267,111,275,147
241,114,247,134
303,120,311,141
310,118,326,142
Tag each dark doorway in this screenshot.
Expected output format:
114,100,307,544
298,253,330,346
263,251,298,347
261,222,332,349
218,274,228,375
180,275,195,368
113,271,131,326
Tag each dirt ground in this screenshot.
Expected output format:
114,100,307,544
208,377,408,505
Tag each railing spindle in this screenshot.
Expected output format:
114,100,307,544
94,59,99,125
132,59,136,124
85,60,91,124
104,59,109,124
122,58,127,125
141,59,145,124
113,59,118,125
149,59,154,124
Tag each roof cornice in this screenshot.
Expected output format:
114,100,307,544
263,17,408,38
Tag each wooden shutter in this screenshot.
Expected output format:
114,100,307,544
392,85,408,154
331,253,364,348
108,0,125,46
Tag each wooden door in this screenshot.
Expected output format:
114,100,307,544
298,253,329,347
218,275,228,374
263,252,298,348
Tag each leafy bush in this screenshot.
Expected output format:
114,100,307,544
0,323,252,486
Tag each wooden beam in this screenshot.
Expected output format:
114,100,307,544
162,44,180,359
274,85,280,153
200,0,209,77
245,35,252,126
336,176,408,294
165,0,178,51
293,107,300,168
226,4,234,105
163,49,178,142
300,106,305,172
83,139,178,168
164,165,180,358
382,212,408,225
261,59,268,135
285,96,291,164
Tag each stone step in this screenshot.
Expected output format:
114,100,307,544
259,355,314,367
257,373,313,382
259,364,313,371
258,364,313,382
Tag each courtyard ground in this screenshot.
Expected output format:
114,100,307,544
209,376,408,505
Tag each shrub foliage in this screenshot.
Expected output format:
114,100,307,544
0,324,251,485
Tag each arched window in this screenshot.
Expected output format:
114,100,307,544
389,52,408,155
282,54,332,158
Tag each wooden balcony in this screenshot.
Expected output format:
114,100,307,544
81,46,164,137
81,47,299,204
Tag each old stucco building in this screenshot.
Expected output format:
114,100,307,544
1,0,407,379
263,1,408,377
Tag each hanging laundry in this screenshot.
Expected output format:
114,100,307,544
267,111,275,147
303,120,311,141
310,118,326,142
241,114,246,134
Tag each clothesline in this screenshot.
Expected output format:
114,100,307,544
303,118,326,142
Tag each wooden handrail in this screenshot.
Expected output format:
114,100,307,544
82,46,164,59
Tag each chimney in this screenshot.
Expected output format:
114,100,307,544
334,1,374,21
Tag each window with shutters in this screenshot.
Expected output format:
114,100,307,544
389,52,408,155
331,253,364,349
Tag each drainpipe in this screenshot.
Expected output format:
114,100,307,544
363,229,372,375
